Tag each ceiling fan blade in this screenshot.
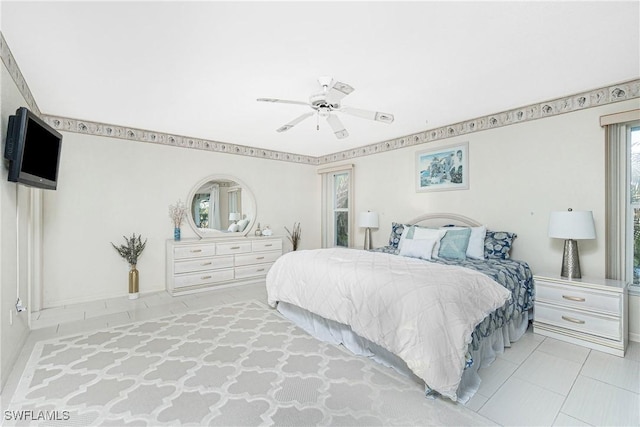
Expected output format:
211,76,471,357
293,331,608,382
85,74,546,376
276,111,314,133
325,81,355,104
340,106,394,124
326,114,349,139
257,98,309,107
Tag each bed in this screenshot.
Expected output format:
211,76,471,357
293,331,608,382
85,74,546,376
266,213,534,403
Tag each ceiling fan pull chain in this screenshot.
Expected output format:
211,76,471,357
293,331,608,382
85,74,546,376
316,112,320,131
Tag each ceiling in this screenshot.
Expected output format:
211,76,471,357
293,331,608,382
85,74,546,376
1,1,638,157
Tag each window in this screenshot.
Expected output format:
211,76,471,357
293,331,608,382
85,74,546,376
319,164,353,248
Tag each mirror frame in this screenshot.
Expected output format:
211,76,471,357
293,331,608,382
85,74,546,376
186,173,257,239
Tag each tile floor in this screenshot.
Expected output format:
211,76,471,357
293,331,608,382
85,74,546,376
6,283,640,426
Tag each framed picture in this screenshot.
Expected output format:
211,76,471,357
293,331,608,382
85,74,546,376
416,142,469,192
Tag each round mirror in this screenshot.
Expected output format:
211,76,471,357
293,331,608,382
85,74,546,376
186,174,257,238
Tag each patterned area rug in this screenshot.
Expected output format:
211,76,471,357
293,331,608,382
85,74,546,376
7,300,488,426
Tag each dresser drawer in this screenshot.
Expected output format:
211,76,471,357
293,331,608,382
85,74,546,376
535,303,621,341
217,241,252,255
235,263,273,279
174,268,234,289
174,256,234,274
536,282,621,315
235,251,281,267
252,239,282,252
174,244,216,260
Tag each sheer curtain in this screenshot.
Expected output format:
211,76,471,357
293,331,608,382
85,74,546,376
210,184,221,230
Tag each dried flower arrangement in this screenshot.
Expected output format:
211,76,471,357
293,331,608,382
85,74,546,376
111,233,147,266
285,222,301,251
169,200,188,228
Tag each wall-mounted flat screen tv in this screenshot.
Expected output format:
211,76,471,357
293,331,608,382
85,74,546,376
4,107,62,190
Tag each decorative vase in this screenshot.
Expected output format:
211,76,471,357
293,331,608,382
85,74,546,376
174,227,181,241
129,264,139,299
254,222,262,237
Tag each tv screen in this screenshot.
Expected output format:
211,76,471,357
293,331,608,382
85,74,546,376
4,107,62,190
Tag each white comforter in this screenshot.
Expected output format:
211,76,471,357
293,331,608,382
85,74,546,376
266,248,511,400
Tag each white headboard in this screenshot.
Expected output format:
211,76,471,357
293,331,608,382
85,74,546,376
406,213,482,228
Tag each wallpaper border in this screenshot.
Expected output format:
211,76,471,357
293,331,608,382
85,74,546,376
318,79,640,165
1,32,638,166
0,32,40,115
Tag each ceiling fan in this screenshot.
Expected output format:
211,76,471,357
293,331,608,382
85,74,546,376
257,77,394,139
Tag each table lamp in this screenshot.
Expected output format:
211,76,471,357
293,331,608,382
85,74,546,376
359,211,379,250
548,208,596,278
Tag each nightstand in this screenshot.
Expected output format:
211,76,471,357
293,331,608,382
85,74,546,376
533,274,628,357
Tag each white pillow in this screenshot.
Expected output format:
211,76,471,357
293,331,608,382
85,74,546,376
236,219,249,232
440,225,486,259
227,223,239,232
398,226,446,258
399,237,438,260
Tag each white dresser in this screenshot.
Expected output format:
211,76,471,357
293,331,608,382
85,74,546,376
166,236,282,296
533,274,628,356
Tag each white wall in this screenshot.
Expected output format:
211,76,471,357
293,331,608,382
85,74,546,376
0,64,31,390
323,98,640,340
41,132,320,307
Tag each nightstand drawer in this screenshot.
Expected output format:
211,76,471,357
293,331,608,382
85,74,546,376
535,303,621,340
536,282,621,315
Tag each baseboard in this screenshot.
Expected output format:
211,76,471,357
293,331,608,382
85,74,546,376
630,332,640,343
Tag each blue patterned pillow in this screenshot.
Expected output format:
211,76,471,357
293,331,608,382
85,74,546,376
438,228,472,260
484,231,517,259
388,222,408,249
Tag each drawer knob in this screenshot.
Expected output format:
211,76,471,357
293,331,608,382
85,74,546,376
561,315,586,325
190,249,202,253
256,256,265,260
201,275,212,280
257,268,265,272
265,244,273,247
230,246,241,250
201,262,212,266
562,295,586,302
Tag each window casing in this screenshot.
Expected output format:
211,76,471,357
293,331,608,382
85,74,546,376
319,165,353,248
604,110,640,282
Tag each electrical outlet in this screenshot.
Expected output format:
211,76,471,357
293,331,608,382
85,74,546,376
9,309,13,325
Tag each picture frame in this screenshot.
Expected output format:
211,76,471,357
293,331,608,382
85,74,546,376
415,142,469,192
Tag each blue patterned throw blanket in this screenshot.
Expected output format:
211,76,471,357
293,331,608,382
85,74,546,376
371,246,535,350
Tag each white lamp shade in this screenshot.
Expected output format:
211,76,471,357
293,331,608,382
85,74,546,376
548,210,596,239
359,211,379,228
229,212,241,221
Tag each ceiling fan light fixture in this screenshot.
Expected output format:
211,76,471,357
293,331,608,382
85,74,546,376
318,76,333,89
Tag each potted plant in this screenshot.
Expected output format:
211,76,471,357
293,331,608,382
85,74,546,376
169,200,188,240
285,222,301,251
111,233,147,299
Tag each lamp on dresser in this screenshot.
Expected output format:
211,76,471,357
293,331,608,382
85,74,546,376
359,211,379,250
229,212,241,223
548,208,596,279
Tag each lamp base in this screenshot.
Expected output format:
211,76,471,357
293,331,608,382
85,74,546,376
561,239,581,279
363,228,372,250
